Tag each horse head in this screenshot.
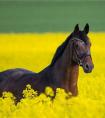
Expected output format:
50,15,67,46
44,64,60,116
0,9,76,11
71,24,94,73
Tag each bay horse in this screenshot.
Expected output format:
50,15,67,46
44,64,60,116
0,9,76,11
0,24,94,101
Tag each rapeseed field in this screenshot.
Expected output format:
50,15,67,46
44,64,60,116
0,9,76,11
0,33,105,118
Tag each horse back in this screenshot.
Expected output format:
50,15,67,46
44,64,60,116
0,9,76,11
0,68,36,91
0,68,35,80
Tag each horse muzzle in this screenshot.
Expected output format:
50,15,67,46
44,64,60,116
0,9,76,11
82,63,94,73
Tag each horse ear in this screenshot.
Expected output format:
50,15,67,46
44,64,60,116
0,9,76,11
84,23,89,34
74,24,79,33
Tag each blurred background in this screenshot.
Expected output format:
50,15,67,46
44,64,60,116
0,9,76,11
0,0,105,33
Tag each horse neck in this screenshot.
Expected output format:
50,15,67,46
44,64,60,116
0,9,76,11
52,41,79,95
66,64,79,95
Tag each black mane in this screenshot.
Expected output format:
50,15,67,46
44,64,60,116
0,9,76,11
50,33,73,66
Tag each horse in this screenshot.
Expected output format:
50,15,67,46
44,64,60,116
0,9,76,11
0,24,94,101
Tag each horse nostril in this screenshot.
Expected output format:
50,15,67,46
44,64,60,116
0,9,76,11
85,64,89,70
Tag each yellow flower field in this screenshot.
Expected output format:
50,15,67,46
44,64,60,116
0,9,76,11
0,33,105,118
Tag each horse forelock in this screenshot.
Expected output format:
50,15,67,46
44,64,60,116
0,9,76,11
78,31,89,44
